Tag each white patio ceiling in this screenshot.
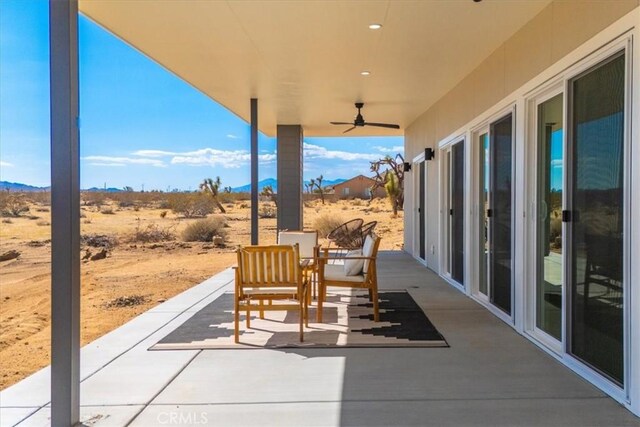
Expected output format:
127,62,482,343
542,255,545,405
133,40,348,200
79,0,551,137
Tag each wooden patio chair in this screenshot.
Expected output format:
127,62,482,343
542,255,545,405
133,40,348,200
234,244,308,343
316,234,382,322
326,218,364,250
278,230,320,300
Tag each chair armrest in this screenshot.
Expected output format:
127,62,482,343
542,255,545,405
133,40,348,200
316,255,376,261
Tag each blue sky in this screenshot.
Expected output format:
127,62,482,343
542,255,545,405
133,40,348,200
0,0,403,191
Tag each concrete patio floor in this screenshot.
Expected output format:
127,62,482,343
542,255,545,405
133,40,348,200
1,251,639,426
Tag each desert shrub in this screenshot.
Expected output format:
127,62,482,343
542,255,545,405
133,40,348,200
181,217,227,242
159,210,168,218
351,199,363,206
0,192,30,217
82,191,107,208
218,192,250,204
158,200,171,209
104,295,148,308
81,233,118,249
239,202,249,209
26,191,51,205
83,218,92,224
258,205,276,218
130,222,176,243
100,207,115,215
2,218,13,224
313,214,344,238
36,207,50,212
169,193,215,218
36,220,50,226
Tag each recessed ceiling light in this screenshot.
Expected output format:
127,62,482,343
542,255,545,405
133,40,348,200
368,23,382,30
361,71,371,76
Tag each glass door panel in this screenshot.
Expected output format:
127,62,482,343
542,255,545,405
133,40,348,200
419,161,426,260
478,133,489,297
569,52,625,385
490,114,513,315
536,94,564,340
451,142,465,284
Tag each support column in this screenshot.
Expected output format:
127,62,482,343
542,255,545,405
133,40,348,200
250,99,258,245
276,125,304,231
49,0,81,425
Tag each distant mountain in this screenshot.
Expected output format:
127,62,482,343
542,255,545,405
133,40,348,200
0,181,49,192
231,178,347,193
0,181,126,192
84,187,124,193
231,178,278,193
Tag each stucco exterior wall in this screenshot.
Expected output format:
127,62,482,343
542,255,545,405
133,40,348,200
404,0,639,271
333,175,386,199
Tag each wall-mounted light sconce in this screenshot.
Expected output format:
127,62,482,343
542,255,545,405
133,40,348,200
425,147,435,161
403,162,412,172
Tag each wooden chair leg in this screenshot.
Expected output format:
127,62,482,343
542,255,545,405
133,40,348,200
234,296,240,343
372,289,380,322
317,282,324,323
246,308,251,328
299,300,304,342
259,299,265,319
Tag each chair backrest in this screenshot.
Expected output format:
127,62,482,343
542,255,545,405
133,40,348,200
327,218,364,249
362,234,381,274
278,230,318,259
236,244,300,288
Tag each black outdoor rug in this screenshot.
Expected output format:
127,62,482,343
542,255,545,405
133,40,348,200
150,290,448,349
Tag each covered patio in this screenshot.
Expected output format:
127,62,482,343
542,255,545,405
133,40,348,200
2,252,637,426
6,0,640,424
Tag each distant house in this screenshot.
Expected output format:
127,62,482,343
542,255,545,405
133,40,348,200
332,175,386,199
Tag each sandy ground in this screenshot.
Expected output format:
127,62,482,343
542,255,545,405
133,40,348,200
0,197,403,389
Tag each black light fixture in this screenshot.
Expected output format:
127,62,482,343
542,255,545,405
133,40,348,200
403,162,412,172
425,147,435,161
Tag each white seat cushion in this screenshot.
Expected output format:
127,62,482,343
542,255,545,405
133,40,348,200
344,249,364,276
278,231,317,259
324,264,365,283
362,235,375,272
242,286,299,296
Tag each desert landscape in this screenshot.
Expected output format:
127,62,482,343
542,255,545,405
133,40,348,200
0,191,403,389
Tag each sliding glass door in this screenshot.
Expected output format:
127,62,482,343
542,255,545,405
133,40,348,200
444,140,465,285
474,114,513,316
489,115,513,315
568,52,625,385
451,142,465,284
536,93,564,342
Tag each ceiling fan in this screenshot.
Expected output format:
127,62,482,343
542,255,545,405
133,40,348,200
330,102,400,133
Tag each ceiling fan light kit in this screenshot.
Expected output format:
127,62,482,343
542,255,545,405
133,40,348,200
329,103,400,134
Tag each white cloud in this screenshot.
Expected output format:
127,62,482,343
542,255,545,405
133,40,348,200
373,145,404,154
88,163,126,167
82,155,166,168
226,134,240,139
0,161,14,168
303,143,380,161
131,148,275,168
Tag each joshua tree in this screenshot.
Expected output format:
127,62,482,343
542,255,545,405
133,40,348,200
122,186,134,192
260,184,277,207
384,171,401,216
312,174,326,205
199,177,226,213
223,186,232,194
370,153,404,209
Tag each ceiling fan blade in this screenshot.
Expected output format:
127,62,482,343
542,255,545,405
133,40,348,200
330,121,353,125
364,122,400,129
343,126,356,134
